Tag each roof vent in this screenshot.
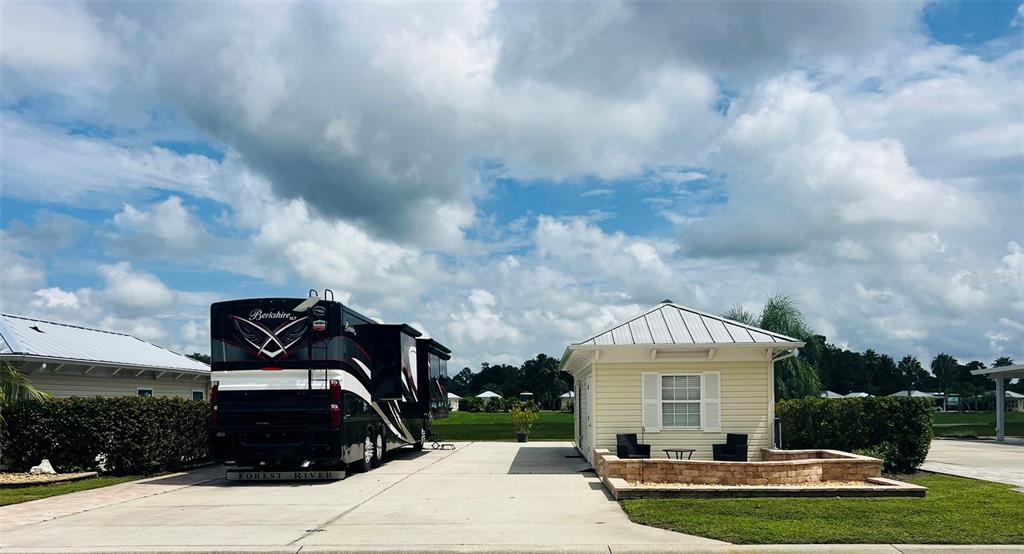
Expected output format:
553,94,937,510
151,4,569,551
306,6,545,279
660,299,674,304
30,325,44,333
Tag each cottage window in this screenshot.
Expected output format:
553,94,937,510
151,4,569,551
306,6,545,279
661,374,701,429
137,388,153,397
192,390,205,401
642,371,721,433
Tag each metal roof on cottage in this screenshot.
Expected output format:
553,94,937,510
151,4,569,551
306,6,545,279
574,301,800,347
560,301,805,374
0,313,209,374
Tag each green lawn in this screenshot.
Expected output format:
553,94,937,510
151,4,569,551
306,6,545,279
621,474,1024,544
932,411,1024,438
0,475,141,506
432,410,574,441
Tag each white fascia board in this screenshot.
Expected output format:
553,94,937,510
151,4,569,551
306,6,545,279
0,354,210,376
971,364,1024,378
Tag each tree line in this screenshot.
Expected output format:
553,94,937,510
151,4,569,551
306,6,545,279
805,338,1017,404
448,295,1019,408
447,353,573,410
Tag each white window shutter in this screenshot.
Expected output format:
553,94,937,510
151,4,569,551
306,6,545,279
702,371,721,432
642,372,661,432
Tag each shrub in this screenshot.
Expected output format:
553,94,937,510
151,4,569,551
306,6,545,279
510,405,539,434
562,399,574,413
484,398,501,412
777,396,933,473
461,397,483,412
3,396,210,475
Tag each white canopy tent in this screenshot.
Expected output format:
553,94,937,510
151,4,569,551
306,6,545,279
970,364,1024,442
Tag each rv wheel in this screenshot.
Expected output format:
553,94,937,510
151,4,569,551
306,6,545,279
371,430,385,468
352,434,373,473
413,427,425,451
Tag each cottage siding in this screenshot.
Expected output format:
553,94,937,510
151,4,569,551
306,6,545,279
28,372,209,399
575,365,594,462
593,360,772,461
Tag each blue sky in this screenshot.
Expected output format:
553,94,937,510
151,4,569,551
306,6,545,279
1,1,1022,371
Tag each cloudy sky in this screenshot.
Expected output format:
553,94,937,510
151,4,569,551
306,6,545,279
1,1,1021,370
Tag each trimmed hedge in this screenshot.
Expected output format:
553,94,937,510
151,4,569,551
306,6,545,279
777,396,933,473
3,396,210,475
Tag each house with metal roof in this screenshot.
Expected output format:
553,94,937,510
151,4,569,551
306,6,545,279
559,390,574,411
0,313,210,399
447,392,461,411
559,300,804,464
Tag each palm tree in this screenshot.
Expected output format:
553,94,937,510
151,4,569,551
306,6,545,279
993,356,1015,368
898,355,924,395
931,353,958,411
0,362,48,426
723,294,822,399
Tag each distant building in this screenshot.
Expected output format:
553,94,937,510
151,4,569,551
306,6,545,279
559,390,574,411
887,390,939,398
0,314,210,399
476,390,501,403
447,392,461,411
818,390,843,399
519,391,534,402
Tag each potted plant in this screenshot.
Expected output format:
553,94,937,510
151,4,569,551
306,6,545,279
510,406,538,442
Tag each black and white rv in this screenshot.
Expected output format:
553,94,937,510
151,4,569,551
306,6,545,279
209,294,450,478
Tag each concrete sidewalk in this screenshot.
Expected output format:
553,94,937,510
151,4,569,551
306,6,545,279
1,544,1022,553
0,442,717,550
0,465,225,530
921,438,1024,487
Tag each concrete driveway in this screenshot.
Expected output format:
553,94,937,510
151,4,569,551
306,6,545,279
0,441,719,551
922,438,1024,487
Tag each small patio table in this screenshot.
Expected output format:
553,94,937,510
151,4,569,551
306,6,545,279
663,448,695,460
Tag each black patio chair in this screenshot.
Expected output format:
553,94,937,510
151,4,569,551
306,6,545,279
712,433,748,462
616,433,651,459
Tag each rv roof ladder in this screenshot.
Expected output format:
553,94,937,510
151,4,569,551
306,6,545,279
309,289,329,365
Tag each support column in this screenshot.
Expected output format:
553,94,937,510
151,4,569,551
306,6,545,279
996,376,1005,443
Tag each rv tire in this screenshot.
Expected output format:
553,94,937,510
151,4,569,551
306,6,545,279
371,429,385,468
351,434,373,473
413,427,425,451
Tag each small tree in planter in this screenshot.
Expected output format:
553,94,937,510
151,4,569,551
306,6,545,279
510,406,539,442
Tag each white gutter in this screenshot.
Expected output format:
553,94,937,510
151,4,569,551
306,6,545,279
0,354,210,375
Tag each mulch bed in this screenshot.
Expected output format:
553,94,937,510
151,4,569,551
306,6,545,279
0,472,99,488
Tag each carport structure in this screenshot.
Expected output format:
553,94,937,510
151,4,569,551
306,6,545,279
971,363,1024,442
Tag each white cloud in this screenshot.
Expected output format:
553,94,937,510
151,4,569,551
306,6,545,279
97,262,175,312
107,196,212,259
31,287,82,310
685,73,982,258
0,115,221,207
0,1,1020,371
0,1,125,80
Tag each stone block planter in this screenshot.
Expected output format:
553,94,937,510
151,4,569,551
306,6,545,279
592,447,925,498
